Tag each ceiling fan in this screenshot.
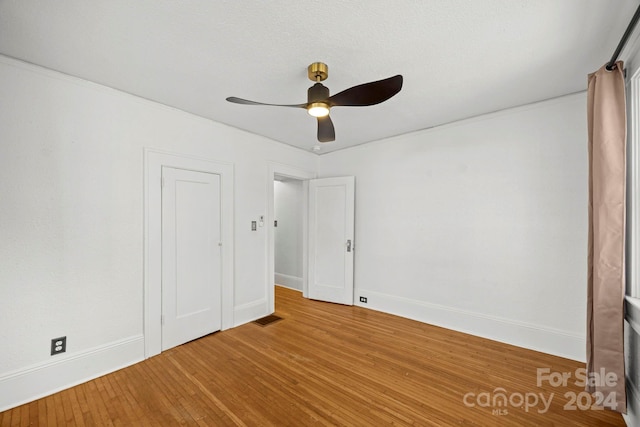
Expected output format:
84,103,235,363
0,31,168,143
226,62,403,143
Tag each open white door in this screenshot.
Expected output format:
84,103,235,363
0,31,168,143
161,166,222,350
308,176,355,305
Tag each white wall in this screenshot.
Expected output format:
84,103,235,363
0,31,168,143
274,179,304,290
319,93,588,361
0,50,611,412
0,55,316,411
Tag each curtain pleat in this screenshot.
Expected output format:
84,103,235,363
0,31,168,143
586,60,627,413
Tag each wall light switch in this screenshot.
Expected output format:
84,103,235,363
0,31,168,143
251,221,257,231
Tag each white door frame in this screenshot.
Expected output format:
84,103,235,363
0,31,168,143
144,148,234,358
267,162,315,311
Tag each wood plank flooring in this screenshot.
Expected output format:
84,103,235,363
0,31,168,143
0,286,626,426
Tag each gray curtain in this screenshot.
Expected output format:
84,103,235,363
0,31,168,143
586,60,627,413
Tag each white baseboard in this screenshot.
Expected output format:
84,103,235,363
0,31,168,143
355,289,585,362
275,273,303,291
234,298,268,326
0,335,144,412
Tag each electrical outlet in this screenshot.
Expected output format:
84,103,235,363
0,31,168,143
51,336,66,356
359,296,367,303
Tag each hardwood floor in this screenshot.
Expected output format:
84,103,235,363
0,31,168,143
1,286,626,426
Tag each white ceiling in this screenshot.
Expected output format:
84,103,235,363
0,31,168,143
0,1,637,154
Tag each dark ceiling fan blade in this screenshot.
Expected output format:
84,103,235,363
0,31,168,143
317,115,335,143
226,97,307,108
328,75,403,107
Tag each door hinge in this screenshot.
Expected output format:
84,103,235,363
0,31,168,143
161,315,165,325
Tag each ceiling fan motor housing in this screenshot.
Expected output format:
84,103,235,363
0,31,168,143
308,83,330,104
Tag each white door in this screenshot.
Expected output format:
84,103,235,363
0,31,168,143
308,176,355,305
161,166,222,350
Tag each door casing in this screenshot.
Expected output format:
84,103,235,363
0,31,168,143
267,163,315,311
268,166,356,309
144,148,234,358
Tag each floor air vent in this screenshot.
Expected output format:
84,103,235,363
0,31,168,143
254,314,283,326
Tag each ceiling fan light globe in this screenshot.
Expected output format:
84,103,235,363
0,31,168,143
307,102,330,117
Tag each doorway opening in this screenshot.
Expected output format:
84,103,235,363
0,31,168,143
266,163,315,313
274,175,305,295
266,163,355,312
